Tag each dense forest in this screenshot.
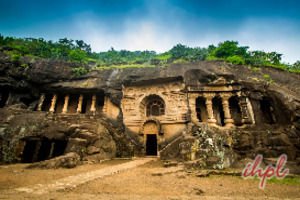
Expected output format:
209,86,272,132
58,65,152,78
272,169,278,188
0,34,299,74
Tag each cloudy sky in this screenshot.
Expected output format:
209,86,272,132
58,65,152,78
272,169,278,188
0,0,299,63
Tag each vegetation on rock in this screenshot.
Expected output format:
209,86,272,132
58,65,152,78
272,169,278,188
0,34,299,73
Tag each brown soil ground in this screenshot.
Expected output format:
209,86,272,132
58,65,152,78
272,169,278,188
0,159,130,190
0,159,299,200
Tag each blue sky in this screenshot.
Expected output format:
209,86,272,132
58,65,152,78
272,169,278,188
0,0,299,63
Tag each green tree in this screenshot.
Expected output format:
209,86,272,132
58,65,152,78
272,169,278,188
266,52,282,65
0,34,5,46
68,49,87,63
207,44,217,54
75,40,91,53
169,44,189,59
293,61,300,69
187,47,208,62
211,41,249,58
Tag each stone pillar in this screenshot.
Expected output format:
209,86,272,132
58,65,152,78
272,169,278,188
76,94,84,114
49,94,57,113
238,93,253,124
62,95,70,114
48,141,55,159
90,94,96,113
203,93,217,125
188,93,199,124
220,93,234,127
102,96,108,114
36,93,45,111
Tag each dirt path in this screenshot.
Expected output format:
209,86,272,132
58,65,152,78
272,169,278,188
0,159,299,200
1,158,155,195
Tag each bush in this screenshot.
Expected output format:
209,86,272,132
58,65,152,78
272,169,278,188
206,56,224,61
72,67,88,76
226,55,245,65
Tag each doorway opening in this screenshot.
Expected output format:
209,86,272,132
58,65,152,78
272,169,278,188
146,134,157,156
41,94,52,111
196,97,208,122
260,97,276,124
213,97,225,126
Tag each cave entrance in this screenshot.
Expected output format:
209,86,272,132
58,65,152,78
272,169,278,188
37,138,52,161
41,94,52,111
67,94,79,113
213,97,225,126
196,97,208,122
0,88,9,108
146,134,157,156
21,140,38,163
20,138,68,163
260,97,276,124
54,95,64,113
229,96,243,126
96,93,105,113
52,140,68,158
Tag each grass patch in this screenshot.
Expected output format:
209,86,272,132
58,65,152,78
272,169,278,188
206,56,225,61
267,177,300,186
155,53,171,60
96,64,156,69
173,58,189,64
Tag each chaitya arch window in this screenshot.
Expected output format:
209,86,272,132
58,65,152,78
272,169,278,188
146,98,165,116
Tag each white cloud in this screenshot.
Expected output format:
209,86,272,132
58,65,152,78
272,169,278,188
73,13,299,63
235,18,300,63
74,16,185,53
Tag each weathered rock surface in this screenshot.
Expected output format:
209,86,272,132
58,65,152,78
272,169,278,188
26,152,80,169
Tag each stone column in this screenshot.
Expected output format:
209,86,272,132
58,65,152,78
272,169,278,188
203,93,217,125
188,93,199,124
220,93,234,127
76,94,84,114
36,93,45,111
238,93,253,124
48,141,55,159
90,94,97,113
102,96,108,114
62,95,70,114
49,94,57,113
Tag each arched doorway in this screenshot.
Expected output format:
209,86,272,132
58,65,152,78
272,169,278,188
142,120,159,156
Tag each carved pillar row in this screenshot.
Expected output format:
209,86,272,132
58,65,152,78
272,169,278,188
220,93,234,127
188,94,199,124
203,93,217,125
37,93,45,111
62,95,70,114
90,94,97,113
76,94,84,114
49,94,57,113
